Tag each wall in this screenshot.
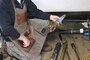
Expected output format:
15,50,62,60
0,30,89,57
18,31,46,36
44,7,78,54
32,0,90,12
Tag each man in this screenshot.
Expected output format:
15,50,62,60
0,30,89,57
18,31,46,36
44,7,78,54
0,0,59,60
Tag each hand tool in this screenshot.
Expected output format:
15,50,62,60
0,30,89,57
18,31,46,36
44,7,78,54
71,43,80,60
58,34,71,60
50,42,62,60
60,40,71,60
41,14,66,33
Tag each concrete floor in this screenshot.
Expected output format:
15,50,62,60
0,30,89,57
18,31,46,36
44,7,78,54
4,21,90,60
41,33,90,60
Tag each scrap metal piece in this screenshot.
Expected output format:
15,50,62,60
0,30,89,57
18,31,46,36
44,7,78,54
51,42,62,60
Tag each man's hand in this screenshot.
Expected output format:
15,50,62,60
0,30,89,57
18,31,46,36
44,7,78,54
18,34,30,47
50,15,59,22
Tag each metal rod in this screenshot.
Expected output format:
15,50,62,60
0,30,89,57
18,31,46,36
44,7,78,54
59,40,68,60
66,51,71,60
64,19,88,22
71,43,80,60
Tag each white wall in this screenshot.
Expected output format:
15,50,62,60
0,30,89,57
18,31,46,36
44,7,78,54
32,0,90,12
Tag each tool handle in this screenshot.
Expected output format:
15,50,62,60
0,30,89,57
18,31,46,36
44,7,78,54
58,14,66,24
51,42,61,60
54,42,61,53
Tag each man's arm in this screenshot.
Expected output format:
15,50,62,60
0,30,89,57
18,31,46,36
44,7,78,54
26,0,50,20
0,0,20,39
0,15,20,39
